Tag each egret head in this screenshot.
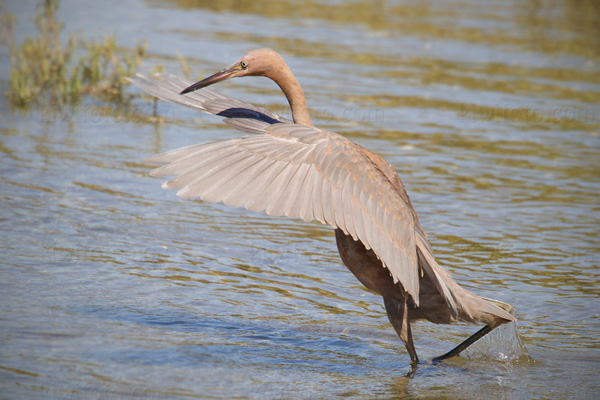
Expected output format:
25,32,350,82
180,48,284,94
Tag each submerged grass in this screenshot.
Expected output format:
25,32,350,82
3,0,147,108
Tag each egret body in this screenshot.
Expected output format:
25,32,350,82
130,49,515,364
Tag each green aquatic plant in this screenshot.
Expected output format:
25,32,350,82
3,0,147,108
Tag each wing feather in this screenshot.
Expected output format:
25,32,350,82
341,173,356,240
282,163,312,218
351,176,367,245
309,166,325,224
128,74,291,124
265,163,302,216
223,158,278,208
320,175,335,227
295,165,316,221
243,161,289,213
163,147,247,190
332,184,345,234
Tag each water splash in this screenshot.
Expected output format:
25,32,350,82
462,322,531,362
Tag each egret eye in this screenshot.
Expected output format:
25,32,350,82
240,61,248,69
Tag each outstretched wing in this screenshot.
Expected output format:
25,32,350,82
127,73,291,134
129,74,459,312
146,123,420,303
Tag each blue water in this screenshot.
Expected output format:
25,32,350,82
1,0,598,398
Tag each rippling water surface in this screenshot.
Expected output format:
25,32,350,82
1,0,598,398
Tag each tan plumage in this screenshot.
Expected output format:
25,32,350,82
129,48,515,364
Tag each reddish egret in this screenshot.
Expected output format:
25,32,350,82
130,48,515,364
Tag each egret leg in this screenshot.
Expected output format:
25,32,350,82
384,297,419,364
432,324,495,363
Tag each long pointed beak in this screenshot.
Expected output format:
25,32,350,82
180,66,238,95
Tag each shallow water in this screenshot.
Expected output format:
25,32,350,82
1,0,598,398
